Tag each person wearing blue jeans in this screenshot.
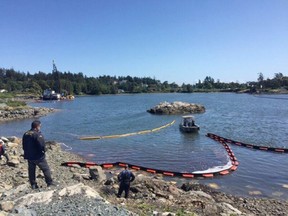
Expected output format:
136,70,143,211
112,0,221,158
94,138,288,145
22,120,56,189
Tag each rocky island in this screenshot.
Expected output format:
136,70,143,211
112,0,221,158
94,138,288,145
147,101,205,115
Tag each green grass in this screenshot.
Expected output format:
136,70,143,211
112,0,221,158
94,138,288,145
0,92,14,99
176,209,196,216
6,100,26,107
0,93,28,108
137,203,154,214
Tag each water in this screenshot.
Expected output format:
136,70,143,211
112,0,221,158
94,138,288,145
1,93,288,199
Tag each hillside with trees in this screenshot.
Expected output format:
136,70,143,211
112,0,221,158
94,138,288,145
0,67,287,96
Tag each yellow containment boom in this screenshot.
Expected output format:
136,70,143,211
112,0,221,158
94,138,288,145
79,120,176,140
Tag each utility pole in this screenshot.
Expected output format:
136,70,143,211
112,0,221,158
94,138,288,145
52,60,61,94
52,60,57,73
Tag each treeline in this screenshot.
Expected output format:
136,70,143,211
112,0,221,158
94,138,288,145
0,67,287,95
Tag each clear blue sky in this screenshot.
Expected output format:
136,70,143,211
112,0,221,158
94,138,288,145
0,0,287,85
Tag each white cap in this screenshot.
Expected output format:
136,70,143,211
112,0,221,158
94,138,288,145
0,139,3,143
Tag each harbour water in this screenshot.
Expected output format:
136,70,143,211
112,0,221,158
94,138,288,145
1,93,288,199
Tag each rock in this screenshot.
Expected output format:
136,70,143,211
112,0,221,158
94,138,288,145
134,173,146,182
104,178,115,186
0,137,9,142
168,195,174,200
155,190,168,199
3,184,29,198
0,183,13,193
89,166,106,182
70,164,81,169
45,141,61,151
7,158,20,167
181,182,199,191
152,210,159,216
0,211,8,216
208,183,220,189
218,202,242,215
199,201,219,215
18,171,29,178
0,201,14,212
58,183,103,199
157,198,168,204
7,136,21,144
72,173,83,181
14,190,55,206
147,101,205,115
162,212,176,216
130,186,140,193
81,174,91,180
14,207,37,216
189,190,214,200
168,185,180,196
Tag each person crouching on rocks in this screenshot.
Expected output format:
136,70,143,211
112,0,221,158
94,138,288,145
22,120,57,189
117,164,135,198
0,139,9,163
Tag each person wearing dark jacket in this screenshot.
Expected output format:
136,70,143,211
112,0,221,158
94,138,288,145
117,164,135,198
22,120,55,189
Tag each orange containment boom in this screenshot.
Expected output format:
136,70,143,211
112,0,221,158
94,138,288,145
61,132,243,179
207,133,288,153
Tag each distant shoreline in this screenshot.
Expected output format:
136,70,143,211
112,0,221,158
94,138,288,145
1,90,287,122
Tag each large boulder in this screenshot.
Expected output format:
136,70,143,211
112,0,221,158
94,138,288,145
147,101,205,115
89,166,106,183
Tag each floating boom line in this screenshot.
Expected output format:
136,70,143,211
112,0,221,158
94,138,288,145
79,120,176,140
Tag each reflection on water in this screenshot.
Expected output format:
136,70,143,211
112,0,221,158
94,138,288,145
1,93,288,199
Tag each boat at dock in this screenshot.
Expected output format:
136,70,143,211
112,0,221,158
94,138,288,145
42,89,61,100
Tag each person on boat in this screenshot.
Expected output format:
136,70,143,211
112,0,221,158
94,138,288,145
22,120,57,189
191,120,195,126
184,119,188,127
117,164,135,198
0,139,9,163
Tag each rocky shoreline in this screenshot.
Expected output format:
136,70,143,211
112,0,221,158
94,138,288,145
0,107,56,122
1,136,288,216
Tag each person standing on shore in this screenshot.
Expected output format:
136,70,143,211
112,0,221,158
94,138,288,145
22,120,56,189
117,164,135,198
0,139,9,163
